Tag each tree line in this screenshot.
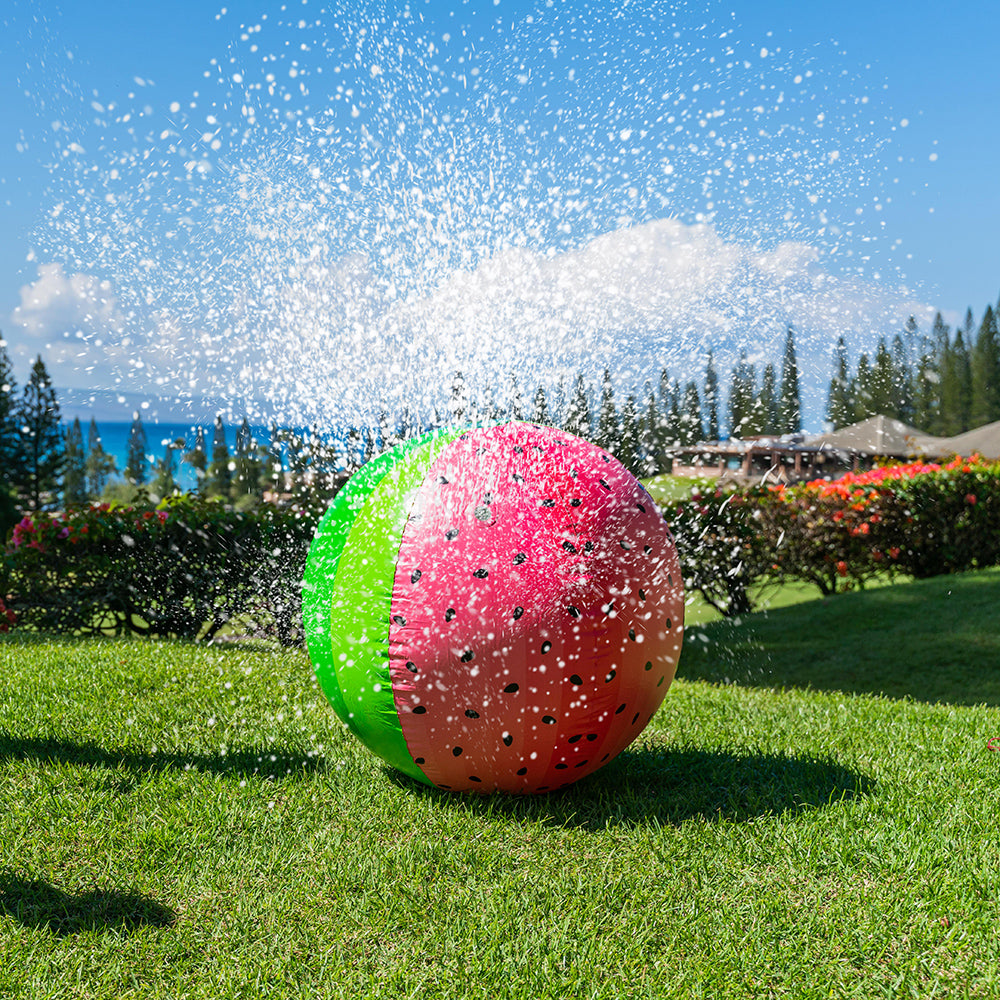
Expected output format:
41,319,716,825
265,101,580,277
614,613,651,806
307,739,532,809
825,305,1000,434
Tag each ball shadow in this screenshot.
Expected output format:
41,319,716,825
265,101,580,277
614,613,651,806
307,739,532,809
0,871,176,937
385,743,874,830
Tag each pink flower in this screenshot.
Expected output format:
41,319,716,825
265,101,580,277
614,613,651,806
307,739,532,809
966,494,977,505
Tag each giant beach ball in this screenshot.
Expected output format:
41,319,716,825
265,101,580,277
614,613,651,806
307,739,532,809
302,422,684,793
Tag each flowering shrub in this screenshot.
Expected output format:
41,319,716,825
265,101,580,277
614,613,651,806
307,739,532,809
2,495,322,642
0,596,15,633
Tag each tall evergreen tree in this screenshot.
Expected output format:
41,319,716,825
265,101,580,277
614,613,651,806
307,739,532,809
852,353,874,422
971,304,1000,427
728,351,753,438
508,373,525,422
84,419,116,500
679,381,703,445
703,350,720,440
668,378,683,445
63,417,87,506
563,373,592,439
206,415,231,497
595,368,618,452
448,371,469,425
232,418,262,501
185,427,208,493
0,336,20,482
778,327,802,433
151,440,181,500
869,338,896,418
642,384,664,475
891,332,915,424
759,363,779,436
15,356,63,510
124,413,149,486
530,385,551,425
618,394,641,474
826,336,852,429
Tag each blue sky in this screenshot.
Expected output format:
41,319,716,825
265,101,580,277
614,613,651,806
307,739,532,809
1,0,998,429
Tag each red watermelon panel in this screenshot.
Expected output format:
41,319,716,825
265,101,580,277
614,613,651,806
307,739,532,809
386,423,683,793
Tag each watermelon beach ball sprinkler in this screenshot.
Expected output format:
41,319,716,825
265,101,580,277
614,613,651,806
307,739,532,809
302,422,684,794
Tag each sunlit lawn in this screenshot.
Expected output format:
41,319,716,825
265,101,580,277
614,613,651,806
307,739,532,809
2,569,1000,998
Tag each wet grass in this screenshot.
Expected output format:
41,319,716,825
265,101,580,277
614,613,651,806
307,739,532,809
2,574,1000,998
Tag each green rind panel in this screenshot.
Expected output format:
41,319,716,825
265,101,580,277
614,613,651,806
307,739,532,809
302,446,410,724
303,428,464,785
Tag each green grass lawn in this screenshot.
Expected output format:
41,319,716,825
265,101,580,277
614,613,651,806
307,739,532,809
2,571,1000,998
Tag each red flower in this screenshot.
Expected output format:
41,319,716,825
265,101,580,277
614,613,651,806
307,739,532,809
836,560,848,577
966,494,977,505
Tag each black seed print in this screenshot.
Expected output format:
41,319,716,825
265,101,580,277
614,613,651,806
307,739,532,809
469,776,482,782
406,661,418,673
542,715,556,725
605,669,616,683
411,570,422,584
452,746,463,757
517,767,528,776
665,618,672,630
601,754,610,762
568,734,582,744
639,588,646,601
602,600,615,614
636,502,646,512
632,712,641,725
460,649,475,663
512,606,524,620
620,540,632,550
570,498,582,507
668,573,674,585
644,545,653,554
657,676,665,687
514,446,524,454
502,734,514,747
415,757,425,764
504,683,519,693
540,498,555,507
445,608,456,622
512,472,525,484
541,641,552,654
586,734,598,742
475,505,491,522
438,783,451,789
412,705,427,714
615,703,627,714
567,605,580,618
570,468,578,480
445,528,459,540
392,614,406,626
584,541,594,552
513,552,527,565
438,476,449,484
562,540,577,554
598,478,611,491
555,763,568,770
473,568,489,579
574,760,589,768
465,709,480,719
628,628,636,641
569,674,583,686
644,661,653,671
602,454,611,462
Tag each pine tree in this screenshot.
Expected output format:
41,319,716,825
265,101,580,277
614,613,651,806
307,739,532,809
0,336,21,483
891,332,915,424
595,369,618,452
778,327,802,434
679,381,703,445
232,418,262,501
668,378,683,445
151,440,181,500
123,413,149,486
869,338,896,417
63,418,87,506
915,313,949,432
185,427,208,493
206,415,231,497
15,356,63,510
508,373,524,422
84,418,116,499
703,350,720,441
448,371,469,426
852,353,873,422
641,385,664,475
618,394,641,474
728,351,753,438
563,373,592,439
530,385,551,425
971,305,1000,426
826,336,852,429
759,363,778,436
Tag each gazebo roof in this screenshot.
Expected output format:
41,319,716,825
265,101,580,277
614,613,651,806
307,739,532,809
802,415,946,457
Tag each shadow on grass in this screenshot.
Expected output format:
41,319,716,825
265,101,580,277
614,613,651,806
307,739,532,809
0,871,176,936
0,733,321,782
678,568,1000,707
386,743,873,830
